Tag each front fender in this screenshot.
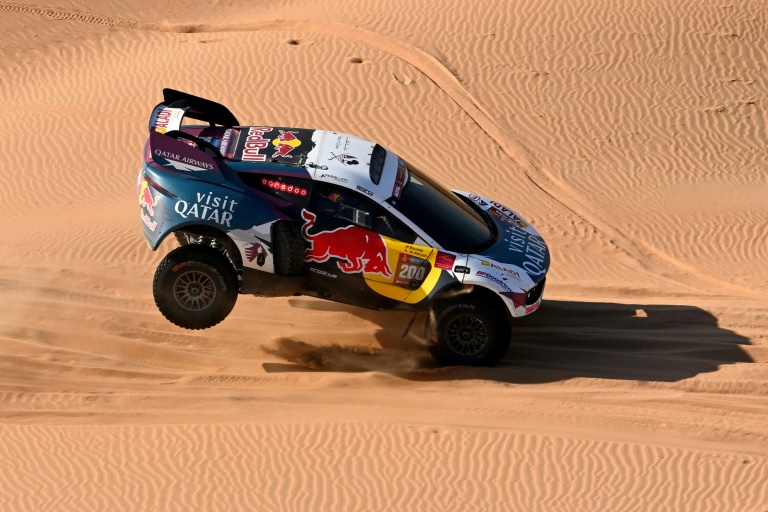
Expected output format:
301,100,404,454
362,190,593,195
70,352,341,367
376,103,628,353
462,256,541,318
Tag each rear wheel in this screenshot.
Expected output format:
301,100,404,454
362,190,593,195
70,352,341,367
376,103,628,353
426,296,511,367
153,245,238,329
272,221,305,276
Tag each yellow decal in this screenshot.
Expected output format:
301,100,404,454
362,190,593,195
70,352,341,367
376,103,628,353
364,238,442,304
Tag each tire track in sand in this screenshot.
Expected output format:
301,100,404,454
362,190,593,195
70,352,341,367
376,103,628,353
4,1,765,300
0,2,146,28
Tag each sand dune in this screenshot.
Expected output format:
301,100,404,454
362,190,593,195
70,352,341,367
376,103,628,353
0,0,766,510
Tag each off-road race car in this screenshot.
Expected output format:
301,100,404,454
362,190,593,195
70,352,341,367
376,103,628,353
138,89,550,366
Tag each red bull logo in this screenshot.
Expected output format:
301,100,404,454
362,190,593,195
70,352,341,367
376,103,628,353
301,210,392,277
272,130,301,158
139,180,157,216
242,126,272,162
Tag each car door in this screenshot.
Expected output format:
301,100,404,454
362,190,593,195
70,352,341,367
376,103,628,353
302,183,438,308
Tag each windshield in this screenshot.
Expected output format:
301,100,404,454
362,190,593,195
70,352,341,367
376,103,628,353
387,162,494,252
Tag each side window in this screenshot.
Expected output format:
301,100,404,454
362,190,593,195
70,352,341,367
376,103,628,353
238,172,312,207
313,183,417,243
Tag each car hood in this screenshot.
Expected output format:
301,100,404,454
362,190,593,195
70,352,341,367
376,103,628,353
455,192,550,283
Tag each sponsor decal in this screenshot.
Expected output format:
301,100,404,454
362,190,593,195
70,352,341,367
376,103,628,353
525,300,541,315
153,108,183,134
139,181,158,216
241,126,272,162
394,253,431,289
476,270,512,291
393,158,407,199
333,135,352,152
504,223,549,276
153,148,214,172
154,109,171,133
139,180,159,232
301,210,392,277
310,267,337,279
356,185,374,197
320,173,348,183
272,130,301,159
219,129,233,157
488,202,529,228
141,212,157,232
261,178,308,197
467,193,488,206
174,192,237,227
434,251,456,271
328,153,359,165
229,223,274,272
239,127,315,162
453,265,470,274
480,260,521,280
245,242,267,267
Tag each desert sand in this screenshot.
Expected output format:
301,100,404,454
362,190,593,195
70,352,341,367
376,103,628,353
0,0,767,510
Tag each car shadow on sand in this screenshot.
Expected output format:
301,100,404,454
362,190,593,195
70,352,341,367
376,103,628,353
261,299,753,383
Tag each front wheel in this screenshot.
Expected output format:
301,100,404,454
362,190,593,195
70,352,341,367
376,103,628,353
426,297,511,367
153,245,238,329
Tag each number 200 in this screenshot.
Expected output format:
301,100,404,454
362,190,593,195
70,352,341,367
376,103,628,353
399,264,426,281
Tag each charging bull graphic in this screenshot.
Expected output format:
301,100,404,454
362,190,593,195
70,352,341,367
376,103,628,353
272,130,301,159
139,180,157,216
301,210,392,277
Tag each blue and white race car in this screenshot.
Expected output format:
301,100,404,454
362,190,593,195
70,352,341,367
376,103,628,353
138,89,550,366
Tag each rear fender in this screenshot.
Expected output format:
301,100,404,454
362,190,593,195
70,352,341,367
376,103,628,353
172,224,243,272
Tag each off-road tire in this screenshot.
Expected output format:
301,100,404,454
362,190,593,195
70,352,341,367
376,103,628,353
272,221,305,276
426,296,511,367
153,245,238,329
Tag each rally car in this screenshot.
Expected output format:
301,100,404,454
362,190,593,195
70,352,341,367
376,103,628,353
138,89,550,366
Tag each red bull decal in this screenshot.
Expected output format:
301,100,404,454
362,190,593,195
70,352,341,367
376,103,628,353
301,210,392,277
139,180,157,216
242,126,272,162
139,180,160,232
272,130,301,159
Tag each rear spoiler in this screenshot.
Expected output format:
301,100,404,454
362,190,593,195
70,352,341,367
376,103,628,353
148,89,239,132
149,130,220,172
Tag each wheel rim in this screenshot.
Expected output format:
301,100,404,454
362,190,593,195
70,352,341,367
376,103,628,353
445,315,487,355
174,270,217,311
